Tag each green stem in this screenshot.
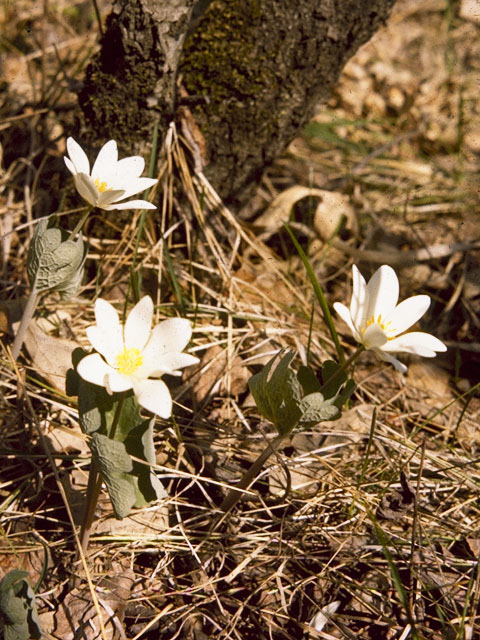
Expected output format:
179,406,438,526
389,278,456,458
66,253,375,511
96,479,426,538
283,222,345,364
68,206,94,240
11,287,39,360
220,433,286,512
78,462,102,556
319,344,365,394
78,394,125,556
220,346,365,514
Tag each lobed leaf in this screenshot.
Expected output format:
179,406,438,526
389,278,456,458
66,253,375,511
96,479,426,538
27,218,87,296
0,570,41,640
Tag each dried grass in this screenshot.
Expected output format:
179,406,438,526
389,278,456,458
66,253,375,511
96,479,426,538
1,0,479,638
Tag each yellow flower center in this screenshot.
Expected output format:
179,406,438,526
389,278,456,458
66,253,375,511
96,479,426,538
115,347,143,376
94,177,109,193
361,314,395,337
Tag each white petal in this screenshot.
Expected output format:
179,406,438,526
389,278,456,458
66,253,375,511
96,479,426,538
64,156,77,176
77,353,114,387
114,156,145,179
72,173,98,206
333,302,359,341
86,325,123,366
385,295,430,337
365,265,399,325
66,137,90,175
362,324,388,348
142,352,200,377
143,318,193,359
115,177,158,200
91,140,118,180
350,264,368,330
103,199,157,210
133,379,172,418
97,189,127,208
381,332,447,357
124,296,153,351
372,348,407,373
106,369,134,393
94,298,120,331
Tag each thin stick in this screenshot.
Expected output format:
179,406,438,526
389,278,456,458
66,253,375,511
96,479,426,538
220,433,286,512
11,287,39,360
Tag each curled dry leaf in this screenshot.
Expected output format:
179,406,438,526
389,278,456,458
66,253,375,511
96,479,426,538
313,189,355,241
254,185,355,242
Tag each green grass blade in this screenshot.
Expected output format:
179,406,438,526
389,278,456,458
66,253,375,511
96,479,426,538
283,222,345,364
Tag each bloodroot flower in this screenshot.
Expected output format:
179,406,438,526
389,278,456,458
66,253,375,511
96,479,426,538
64,137,158,210
77,296,199,418
334,264,447,373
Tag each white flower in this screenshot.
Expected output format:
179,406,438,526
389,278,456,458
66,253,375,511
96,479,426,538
77,296,199,418
64,137,158,210
334,264,447,373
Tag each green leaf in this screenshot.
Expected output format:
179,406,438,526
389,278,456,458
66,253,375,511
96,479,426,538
334,378,356,410
27,218,87,296
77,379,167,518
248,350,303,436
320,360,348,399
77,376,147,440
297,365,322,395
77,378,113,435
124,418,168,507
0,571,41,640
91,420,167,518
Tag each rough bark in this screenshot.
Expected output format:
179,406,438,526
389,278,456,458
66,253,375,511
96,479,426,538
78,0,198,151
78,0,396,210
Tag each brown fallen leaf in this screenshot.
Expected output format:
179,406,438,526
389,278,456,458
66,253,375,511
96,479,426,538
190,344,249,405
23,319,80,392
52,567,135,640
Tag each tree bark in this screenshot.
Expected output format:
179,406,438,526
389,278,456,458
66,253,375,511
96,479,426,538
78,0,396,210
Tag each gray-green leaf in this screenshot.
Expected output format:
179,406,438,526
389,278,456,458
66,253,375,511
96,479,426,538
27,218,87,295
90,433,136,519
248,350,303,436
0,570,41,640
299,392,339,425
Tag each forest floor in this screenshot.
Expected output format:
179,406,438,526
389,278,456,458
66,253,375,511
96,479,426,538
1,0,480,639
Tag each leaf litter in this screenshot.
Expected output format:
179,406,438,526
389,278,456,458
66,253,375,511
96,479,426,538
0,0,479,639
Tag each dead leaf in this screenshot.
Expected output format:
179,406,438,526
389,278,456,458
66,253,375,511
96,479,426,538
254,186,328,232
52,568,135,640
23,319,80,391
313,190,355,241
406,361,452,406
190,345,249,405
95,503,169,540
460,0,480,23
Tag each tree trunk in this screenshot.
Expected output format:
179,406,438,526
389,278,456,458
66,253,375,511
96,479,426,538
78,0,396,210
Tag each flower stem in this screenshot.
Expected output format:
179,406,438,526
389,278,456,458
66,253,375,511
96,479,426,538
68,206,93,240
11,287,39,360
283,222,345,364
220,433,286,512
78,462,102,556
319,344,365,394
220,346,365,513
78,394,125,556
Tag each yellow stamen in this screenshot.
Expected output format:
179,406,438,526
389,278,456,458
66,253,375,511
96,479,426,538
94,177,109,193
363,315,395,336
115,347,143,376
